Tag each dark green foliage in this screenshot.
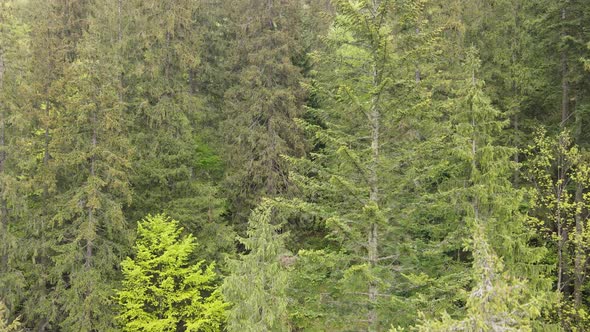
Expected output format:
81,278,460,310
221,0,306,226
123,0,232,261
1,0,590,330
46,1,133,329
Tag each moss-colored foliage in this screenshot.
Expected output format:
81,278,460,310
222,200,290,332
123,0,232,261
416,48,554,331
0,0,29,318
221,0,306,226
1,0,590,330
0,301,21,332
117,214,226,332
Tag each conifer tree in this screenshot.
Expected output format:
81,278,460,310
123,0,231,259
416,225,540,332
386,0,474,324
16,0,89,329
417,48,554,331
117,214,226,332
286,0,406,329
222,200,289,332
46,0,133,329
0,0,28,317
221,0,306,226
462,0,539,178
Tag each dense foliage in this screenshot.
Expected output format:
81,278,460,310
1,0,590,331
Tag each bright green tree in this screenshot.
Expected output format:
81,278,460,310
117,214,226,332
222,200,290,332
524,129,590,329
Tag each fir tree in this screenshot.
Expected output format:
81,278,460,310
222,200,290,332
16,0,89,329
416,225,540,332
285,0,413,329
123,0,231,260
221,0,306,227
117,214,226,332
0,0,28,316
417,48,554,331
47,0,133,329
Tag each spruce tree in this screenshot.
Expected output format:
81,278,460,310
0,0,28,317
123,0,231,259
221,0,306,227
417,48,554,331
416,225,540,331
286,0,405,329
222,200,289,332
117,214,226,332
47,0,132,329
16,0,89,329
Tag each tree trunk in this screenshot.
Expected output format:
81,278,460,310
85,110,97,269
415,27,420,83
574,182,583,308
573,93,584,309
367,61,380,332
560,7,569,128
556,5,568,309
0,50,7,271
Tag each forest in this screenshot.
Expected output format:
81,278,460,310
0,0,590,331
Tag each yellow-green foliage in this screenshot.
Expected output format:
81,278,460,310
117,214,226,331
0,302,20,332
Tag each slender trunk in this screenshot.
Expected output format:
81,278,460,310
367,62,379,332
513,112,519,184
560,8,569,127
574,182,583,307
0,115,8,271
511,2,520,185
557,202,563,292
40,101,50,266
556,6,568,313
556,160,565,293
117,0,122,42
573,93,584,308
85,110,97,269
117,0,124,104
37,94,51,332
0,50,7,271
415,27,420,83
